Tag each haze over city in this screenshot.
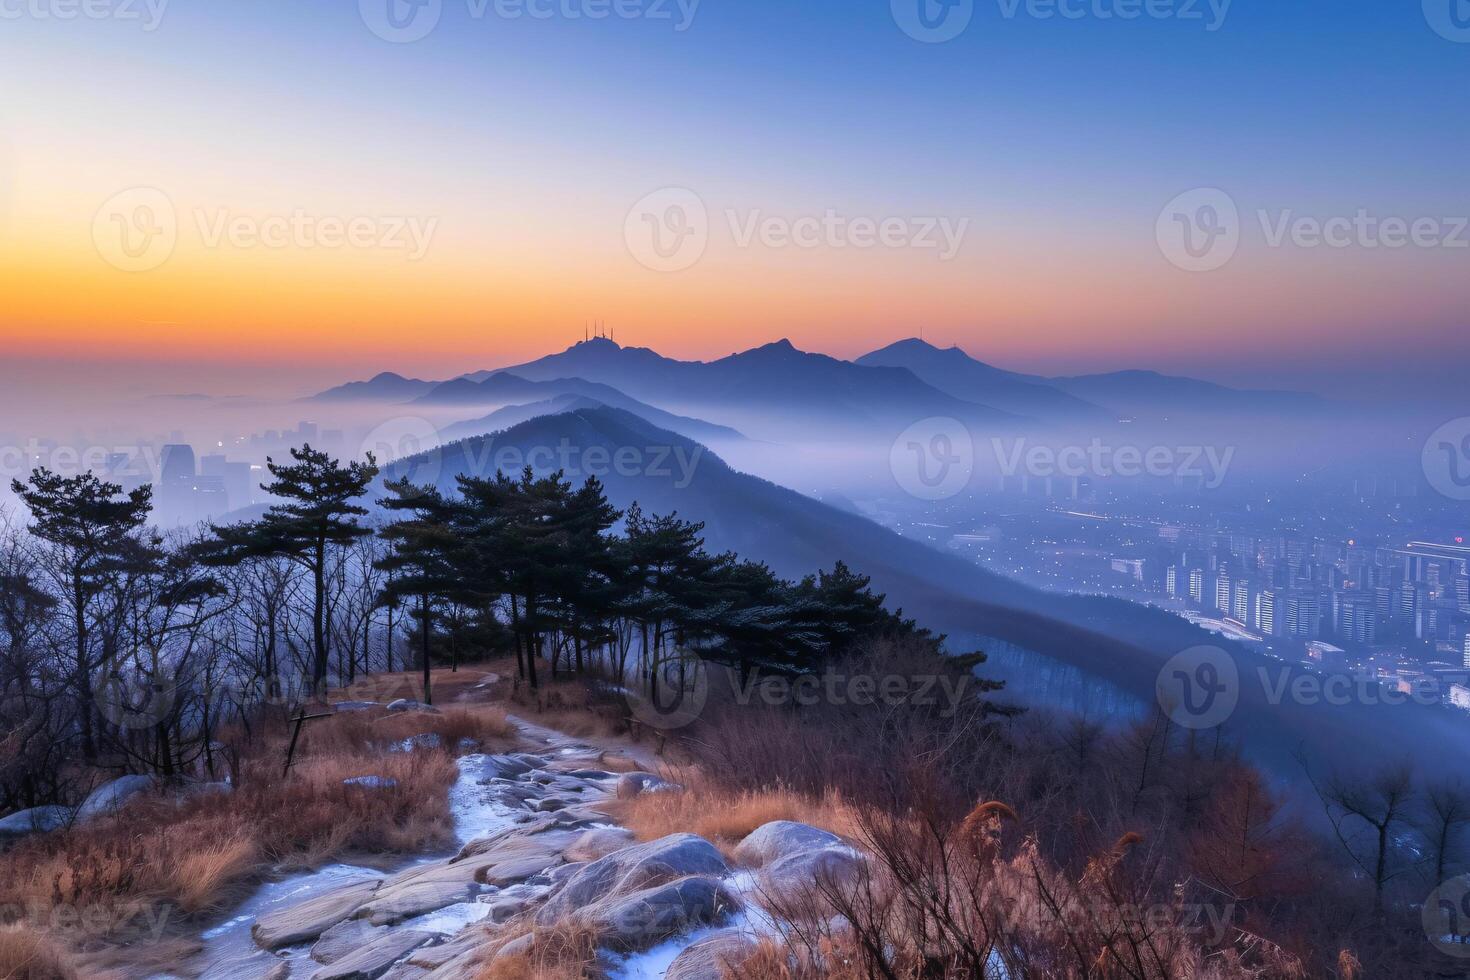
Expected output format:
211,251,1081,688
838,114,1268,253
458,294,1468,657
2,0,1469,977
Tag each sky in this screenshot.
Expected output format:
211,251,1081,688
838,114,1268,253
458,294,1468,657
1,0,1467,401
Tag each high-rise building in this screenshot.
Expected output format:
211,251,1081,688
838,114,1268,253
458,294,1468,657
1285,593,1321,639
159,444,197,484
156,444,198,524
200,454,254,512
1189,568,1204,604
1255,589,1278,636
1232,579,1251,622
1215,574,1233,613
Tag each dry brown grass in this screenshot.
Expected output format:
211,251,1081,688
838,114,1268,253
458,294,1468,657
610,775,858,859
0,926,77,980
0,671,517,947
333,666,502,706
511,682,627,743
474,920,601,980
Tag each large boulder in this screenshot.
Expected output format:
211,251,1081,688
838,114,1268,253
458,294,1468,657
584,876,739,952
536,833,728,925
665,929,761,980
453,826,578,871
564,826,634,863
252,878,383,949
76,775,154,822
357,861,485,926
198,952,293,980
757,845,863,902
734,821,842,868
379,965,430,980
0,805,72,842
615,771,682,800
309,928,434,979
312,919,390,964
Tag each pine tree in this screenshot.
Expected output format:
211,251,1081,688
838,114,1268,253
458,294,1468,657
376,478,461,705
11,468,156,759
197,445,378,695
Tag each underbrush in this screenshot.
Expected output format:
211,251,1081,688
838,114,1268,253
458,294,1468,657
612,776,856,857
0,926,77,980
500,666,635,744
0,693,515,951
474,920,601,980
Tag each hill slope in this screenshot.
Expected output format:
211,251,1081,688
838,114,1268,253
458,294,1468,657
857,339,1112,422
382,406,1470,791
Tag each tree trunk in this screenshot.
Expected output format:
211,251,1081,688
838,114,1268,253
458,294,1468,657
525,593,540,690
74,572,96,760
420,592,433,706
312,539,328,697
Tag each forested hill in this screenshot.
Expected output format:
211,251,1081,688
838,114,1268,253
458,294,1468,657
384,405,1470,790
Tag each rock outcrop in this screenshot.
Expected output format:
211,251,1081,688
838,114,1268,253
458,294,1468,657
76,775,154,823
199,734,819,980
665,928,762,980
0,804,72,842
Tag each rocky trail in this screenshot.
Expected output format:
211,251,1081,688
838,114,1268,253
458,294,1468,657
179,708,857,980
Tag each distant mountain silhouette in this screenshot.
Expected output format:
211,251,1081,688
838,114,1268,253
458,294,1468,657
314,337,1322,433
413,371,684,413
1047,369,1324,419
382,406,1470,792
856,339,1112,422
487,337,1025,434
438,391,745,446
311,372,437,402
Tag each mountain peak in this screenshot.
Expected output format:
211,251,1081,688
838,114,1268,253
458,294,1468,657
570,336,622,352
744,338,800,357
868,337,970,360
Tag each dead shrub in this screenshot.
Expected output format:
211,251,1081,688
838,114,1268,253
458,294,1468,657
475,920,601,980
615,776,856,857
0,926,76,980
